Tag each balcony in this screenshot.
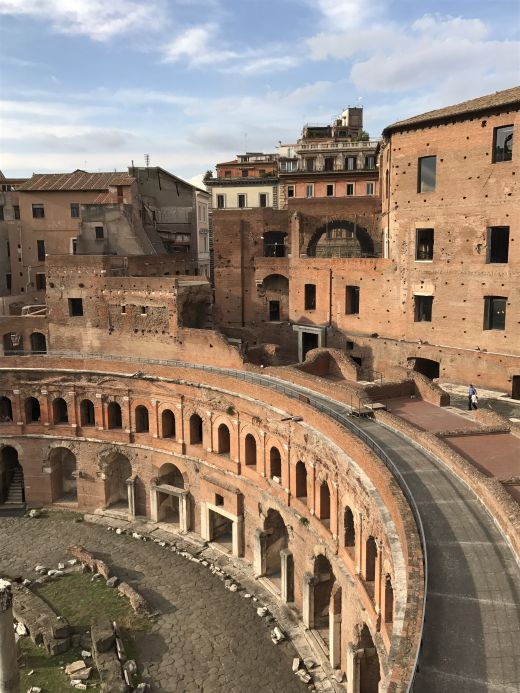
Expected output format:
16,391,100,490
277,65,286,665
296,140,380,152
280,162,378,175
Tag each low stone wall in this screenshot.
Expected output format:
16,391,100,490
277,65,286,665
294,348,360,381
375,410,520,561
12,583,70,654
410,373,450,406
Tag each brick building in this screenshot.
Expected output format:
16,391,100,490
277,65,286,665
213,87,520,394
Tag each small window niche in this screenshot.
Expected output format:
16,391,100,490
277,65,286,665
269,300,280,321
68,298,84,317
414,295,433,322
304,284,316,310
487,226,509,263
418,156,436,192
484,296,506,330
416,228,434,261
345,286,360,315
492,125,513,163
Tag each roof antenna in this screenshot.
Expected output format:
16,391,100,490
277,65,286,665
144,154,150,168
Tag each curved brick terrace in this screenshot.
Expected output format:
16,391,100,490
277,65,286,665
0,515,308,693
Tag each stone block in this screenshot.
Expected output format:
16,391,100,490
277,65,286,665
91,621,115,653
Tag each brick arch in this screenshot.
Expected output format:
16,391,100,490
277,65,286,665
306,219,374,258
211,413,237,457
239,425,262,469
98,446,136,474
0,439,24,459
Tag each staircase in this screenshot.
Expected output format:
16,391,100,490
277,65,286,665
5,467,24,504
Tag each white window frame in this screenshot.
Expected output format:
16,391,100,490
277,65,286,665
287,185,295,198
216,194,226,209
346,183,355,196
326,183,335,197
305,184,314,199
259,192,268,207
237,193,247,208
366,182,374,196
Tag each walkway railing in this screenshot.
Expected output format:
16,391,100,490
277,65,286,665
2,350,427,691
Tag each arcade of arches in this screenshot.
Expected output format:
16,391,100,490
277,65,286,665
0,371,423,691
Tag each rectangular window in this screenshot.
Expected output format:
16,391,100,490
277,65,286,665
304,284,316,310
37,240,46,261
324,157,334,172
305,158,315,172
71,238,77,255
237,194,247,208
32,203,45,218
141,306,147,315
365,155,375,169
487,226,509,263
326,184,334,197
484,296,506,330
492,125,513,162
346,156,356,171
418,156,436,192
241,169,249,177
121,305,126,314
416,228,434,261
259,193,268,208
345,286,360,315
6,241,9,257
68,298,83,317
224,170,231,178
346,183,354,196
366,182,374,195
287,185,295,198
6,274,11,291
70,203,80,218
414,295,433,322
216,194,225,209
0,206,4,221
35,273,46,290
95,226,104,239
305,184,314,198
269,300,280,321
13,205,20,219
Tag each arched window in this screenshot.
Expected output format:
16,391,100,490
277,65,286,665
107,402,122,429
244,434,257,466
30,332,47,354
161,410,175,438
217,424,230,455
365,536,378,582
3,333,24,355
344,506,355,549
25,397,40,423
269,446,281,479
189,414,203,445
384,575,394,624
52,397,68,424
295,461,307,499
80,399,95,427
319,480,330,521
0,397,13,422
135,405,149,433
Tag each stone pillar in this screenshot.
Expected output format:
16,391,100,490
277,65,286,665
200,502,210,542
253,529,268,577
346,644,360,693
302,572,317,628
232,516,243,557
355,514,363,575
329,585,342,669
179,492,189,533
0,580,19,693
280,549,294,603
149,483,159,523
374,542,383,615
126,477,136,520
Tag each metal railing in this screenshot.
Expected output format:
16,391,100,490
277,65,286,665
1,349,427,690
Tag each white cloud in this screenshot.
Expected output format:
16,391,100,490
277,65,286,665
314,0,386,29
0,0,164,41
162,23,236,65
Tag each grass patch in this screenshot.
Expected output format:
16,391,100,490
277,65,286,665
20,638,101,693
39,508,85,522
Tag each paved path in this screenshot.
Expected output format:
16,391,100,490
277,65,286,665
0,516,307,693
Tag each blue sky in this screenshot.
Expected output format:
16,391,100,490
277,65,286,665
0,0,518,184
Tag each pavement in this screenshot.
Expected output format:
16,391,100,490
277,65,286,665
0,514,309,693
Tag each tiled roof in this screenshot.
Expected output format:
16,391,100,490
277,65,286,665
383,86,520,135
18,169,134,192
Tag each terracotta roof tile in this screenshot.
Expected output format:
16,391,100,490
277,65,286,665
18,170,134,192
383,86,520,135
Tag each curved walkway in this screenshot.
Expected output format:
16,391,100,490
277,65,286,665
3,353,520,691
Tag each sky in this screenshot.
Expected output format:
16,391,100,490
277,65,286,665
0,0,519,185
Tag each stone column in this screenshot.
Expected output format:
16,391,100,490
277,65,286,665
280,549,294,603
149,483,159,523
126,477,136,520
253,529,268,577
346,644,360,693
0,579,19,693
302,572,317,628
232,516,244,557
200,502,210,542
179,492,189,533
329,585,342,668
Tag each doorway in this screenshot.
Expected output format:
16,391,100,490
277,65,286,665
302,332,319,360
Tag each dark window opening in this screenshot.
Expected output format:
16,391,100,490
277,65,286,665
6,274,11,291
346,183,354,196
484,296,506,330
418,156,436,192
224,170,231,178
287,186,295,198
241,169,249,177
346,157,356,171
35,273,46,290
416,228,434,261
304,284,316,310
326,184,334,197
0,206,4,221
365,155,375,169
216,195,225,209
324,157,334,172
37,240,45,261
269,447,282,479
492,125,513,163
215,493,224,506
14,206,20,220
238,194,246,208
68,298,84,317
269,300,280,321
32,204,45,218
415,295,433,322
302,332,319,360
259,193,267,208
70,203,80,218
487,226,509,263
306,158,315,172
346,286,360,315
95,226,104,239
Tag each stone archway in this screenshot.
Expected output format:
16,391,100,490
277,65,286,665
313,555,336,639
356,624,381,693
49,447,77,502
0,446,24,505
151,463,189,532
264,509,289,583
307,219,374,258
104,452,132,509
